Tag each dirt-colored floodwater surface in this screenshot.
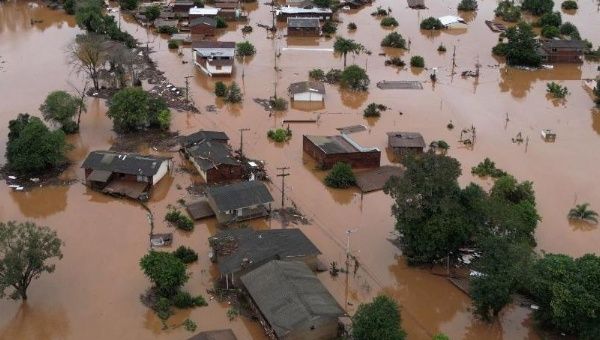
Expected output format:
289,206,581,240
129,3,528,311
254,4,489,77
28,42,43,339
1,0,600,339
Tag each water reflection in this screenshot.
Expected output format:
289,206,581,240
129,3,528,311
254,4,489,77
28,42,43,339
0,303,70,340
499,65,582,98
9,185,69,218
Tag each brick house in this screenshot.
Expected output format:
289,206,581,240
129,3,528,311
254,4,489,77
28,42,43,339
303,135,380,169
189,17,217,36
537,39,585,63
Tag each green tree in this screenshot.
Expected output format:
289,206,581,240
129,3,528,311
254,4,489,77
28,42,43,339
521,0,554,15
458,0,478,11
494,0,522,22
432,334,450,340
410,55,425,67
541,25,560,38
538,11,561,27
64,0,76,14
119,0,139,10
107,87,149,131
313,0,331,7
75,0,106,33
140,251,188,297
546,82,569,98
420,17,443,30
172,246,199,264
236,41,255,56
324,162,356,188
39,91,83,133
144,5,161,21
493,22,541,67
214,81,228,97
380,17,399,27
381,32,406,48
559,22,581,39
215,16,227,28
0,221,63,301
225,82,243,103
6,114,68,174
561,0,578,10
567,203,598,224
340,65,370,91
352,295,406,340
322,20,337,34
333,37,364,67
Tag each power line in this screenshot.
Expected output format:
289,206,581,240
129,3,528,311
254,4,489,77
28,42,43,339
276,167,290,208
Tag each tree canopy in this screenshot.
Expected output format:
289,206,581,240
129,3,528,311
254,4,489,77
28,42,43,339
324,162,356,188
236,41,256,57
352,295,406,340
106,87,170,132
6,114,68,175
334,37,364,67
140,251,188,297
493,22,541,67
340,65,370,91
381,32,406,49
521,0,554,16
39,91,83,133
0,221,63,300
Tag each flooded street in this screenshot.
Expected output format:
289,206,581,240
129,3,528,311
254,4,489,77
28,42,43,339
1,0,599,338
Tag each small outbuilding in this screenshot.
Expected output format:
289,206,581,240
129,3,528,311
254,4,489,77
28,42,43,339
172,0,195,13
303,135,381,169
209,228,321,286
206,181,274,224
190,17,217,37
241,261,344,340
438,15,467,29
289,81,325,102
287,17,321,37
387,131,426,158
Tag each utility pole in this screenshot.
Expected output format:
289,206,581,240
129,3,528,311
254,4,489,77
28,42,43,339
276,167,290,208
184,75,193,103
238,128,250,158
344,228,358,312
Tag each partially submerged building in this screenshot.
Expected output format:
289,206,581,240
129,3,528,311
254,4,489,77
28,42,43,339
82,151,172,200
303,135,381,169
240,261,344,340
192,41,235,76
190,17,217,37
182,130,230,147
407,0,426,9
387,131,426,158
537,39,585,63
183,140,243,184
188,329,237,340
287,17,321,37
288,81,325,101
209,228,321,286
276,6,333,21
206,181,274,223
438,15,467,29
189,6,221,19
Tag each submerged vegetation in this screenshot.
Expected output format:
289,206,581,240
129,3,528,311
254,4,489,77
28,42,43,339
325,162,356,188
267,128,292,143
546,82,569,98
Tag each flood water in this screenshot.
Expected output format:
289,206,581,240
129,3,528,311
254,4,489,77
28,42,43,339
1,0,600,339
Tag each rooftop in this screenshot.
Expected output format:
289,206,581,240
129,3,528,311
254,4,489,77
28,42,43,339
190,17,218,27
240,261,344,338
81,151,171,177
189,6,220,15
287,17,321,28
304,134,379,154
183,130,229,147
193,41,236,58
540,39,585,49
289,81,325,95
386,131,426,148
188,329,237,340
210,228,321,275
438,15,466,26
277,6,333,14
206,181,274,212
186,141,239,171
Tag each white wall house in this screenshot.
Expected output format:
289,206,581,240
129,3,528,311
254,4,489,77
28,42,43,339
289,81,325,102
192,41,235,76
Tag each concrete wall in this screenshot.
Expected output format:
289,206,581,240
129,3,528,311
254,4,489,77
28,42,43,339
152,160,171,185
190,24,215,36
293,92,323,102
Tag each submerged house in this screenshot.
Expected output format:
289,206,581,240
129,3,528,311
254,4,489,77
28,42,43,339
387,131,426,158
190,17,217,37
438,15,467,29
82,151,172,200
276,6,333,21
288,81,325,101
192,41,235,76
206,181,274,223
182,130,230,147
537,39,585,63
287,17,321,37
188,329,237,340
183,140,243,184
209,228,321,286
303,134,380,169
241,261,344,340
407,0,426,9
189,6,221,19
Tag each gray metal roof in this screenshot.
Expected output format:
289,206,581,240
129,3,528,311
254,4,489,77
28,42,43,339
188,329,237,340
81,151,171,177
186,141,240,171
190,16,218,28
289,81,325,95
540,39,585,49
240,261,344,338
207,181,273,212
287,17,321,28
183,130,230,147
192,41,236,58
304,135,379,154
211,228,321,274
386,131,426,148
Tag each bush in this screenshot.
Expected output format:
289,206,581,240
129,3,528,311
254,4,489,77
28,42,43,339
64,0,76,14
155,110,171,130
410,55,425,67
322,20,337,35
144,5,161,22
420,17,443,30
492,42,509,56
168,40,179,49
236,41,256,56
340,65,369,91
559,22,580,39
521,0,554,15
325,68,342,83
381,32,406,48
371,7,388,16
538,11,561,27
309,68,325,80
471,158,507,178
561,0,577,9
172,291,207,308
352,295,406,340
241,25,252,33
313,0,331,7
225,82,243,103
173,246,198,264
546,82,569,98
119,0,138,10
494,22,541,67
385,57,405,67
324,162,356,188
183,319,197,332
267,128,292,142
541,25,560,38
165,209,195,231
437,44,447,52
494,1,522,22
270,97,288,111
457,0,478,11
154,297,174,320
157,25,178,35
347,22,357,30
363,103,385,117
214,81,228,97
380,17,399,27
215,16,227,28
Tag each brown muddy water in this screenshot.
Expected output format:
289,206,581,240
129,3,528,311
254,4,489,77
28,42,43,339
1,0,600,339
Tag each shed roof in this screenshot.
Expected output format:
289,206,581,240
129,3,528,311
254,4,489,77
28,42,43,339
289,81,325,95
207,181,273,212
287,17,321,28
81,151,170,177
190,17,218,27
241,261,344,338
439,15,466,26
386,131,426,148
154,19,179,27
183,130,230,147
186,141,240,171
304,135,379,154
188,329,237,340
211,228,321,274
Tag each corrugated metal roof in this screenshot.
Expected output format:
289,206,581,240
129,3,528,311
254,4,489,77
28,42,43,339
287,17,321,28
81,151,170,177
386,131,426,148
207,181,273,211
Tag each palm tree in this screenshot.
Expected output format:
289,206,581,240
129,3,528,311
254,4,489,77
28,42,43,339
567,203,599,224
333,37,364,68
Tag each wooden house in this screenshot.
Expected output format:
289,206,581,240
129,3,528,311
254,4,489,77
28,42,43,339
287,17,321,37
289,81,325,101
538,39,584,63
303,135,380,169
276,6,333,21
386,132,426,159
206,181,274,224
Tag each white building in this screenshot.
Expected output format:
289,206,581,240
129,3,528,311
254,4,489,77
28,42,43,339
189,6,220,18
192,41,235,76
288,81,325,102
438,15,467,29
